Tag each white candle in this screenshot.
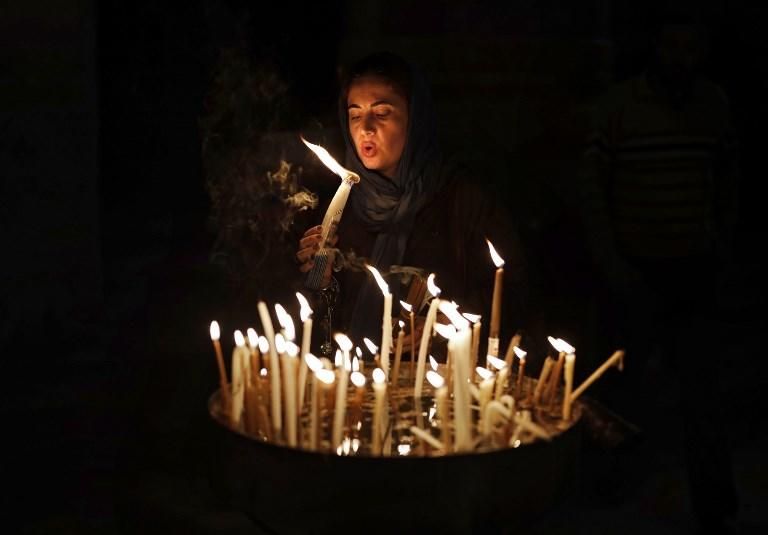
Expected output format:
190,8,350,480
469,317,481,371
332,334,352,449
415,274,441,399
486,239,505,357
282,341,299,447
274,303,296,342
305,353,323,450
392,320,405,387
438,301,472,451
230,330,247,427
209,321,231,412
514,346,528,398
258,301,282,438
562,352,576,420
296,292,313,415
314,367,335,451
367,265,392,380
371,368,387,456
426,370,450,450
487,354,508,401
400,300,416,380
476,366,495,429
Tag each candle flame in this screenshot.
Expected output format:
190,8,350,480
274,304,295,341
234,329,246,347
373,367,386,384
398,320,405,329
427,273,441,297
334,349,342,368
363,338,378,355
334,333,353,352
285,341,299,357
548,336,575,354
246,328,258,348
513,346,527,360
476,367,494,380
296,292,313,322
426,370,445,389
316,368,336,385
209,320,220,341
462,312,481,323
305,353,322,372
486,239,505,268
301,136,357,181
260,368,268,377
439,301,470,330
487,354,507,370
352,356,360,372
434,322,456,339
429,355,439,371
400,300,412,313
274,333,286,354
365,264,389,295
397,444,411,456
257,336,269,353
350,371,366,388
355,347,363,358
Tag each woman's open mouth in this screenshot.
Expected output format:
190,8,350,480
361,142,377,158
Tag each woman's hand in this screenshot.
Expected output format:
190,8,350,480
296,225,338,288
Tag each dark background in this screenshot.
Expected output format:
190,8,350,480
2,0,767,533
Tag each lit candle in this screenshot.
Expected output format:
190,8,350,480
486,239,505,357
296,292,313,415
350,371,366,425
464,313,482,371
400,300,416,380
246,328,261,388
514,346,527,399
476,366,495,429
503,331,523,369
487,354,508,400
315,367,336,451
415,274,441,399
533,356,554,406
426,370,450,450
304,353,322,448
546,337,574,407
570,349,624,403
257,336,272,437
332,333,352,449
366,265,392,380
209,321,231,412
257,301,282,438
371,367,387,456
230,329,247,427
274,303,296,342
438,301,472,451
363,337,378,367
305,353,323,450
392,320,405,387
282,340,299,447
562,352,576,420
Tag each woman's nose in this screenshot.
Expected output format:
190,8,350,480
362,113,376,134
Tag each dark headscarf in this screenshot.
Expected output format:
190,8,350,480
338,52,448,341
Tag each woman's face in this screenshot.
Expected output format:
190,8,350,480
346,75,409,179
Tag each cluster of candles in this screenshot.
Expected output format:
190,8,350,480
208,138,623,455
209,240,625,456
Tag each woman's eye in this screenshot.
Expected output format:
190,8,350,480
375,112,390,119
349,115,360,122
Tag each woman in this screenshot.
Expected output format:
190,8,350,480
296,52,529,352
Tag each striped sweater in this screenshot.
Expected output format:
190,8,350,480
582,72,738,261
